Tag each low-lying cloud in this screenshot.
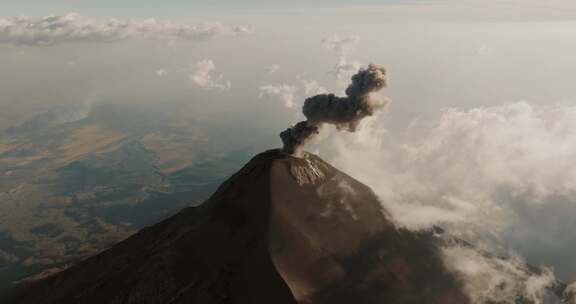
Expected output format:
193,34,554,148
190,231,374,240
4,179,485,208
442,244,560,304
0,13,252,46
328,101,576,282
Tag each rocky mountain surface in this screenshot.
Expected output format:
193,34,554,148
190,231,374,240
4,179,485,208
4,149,574,303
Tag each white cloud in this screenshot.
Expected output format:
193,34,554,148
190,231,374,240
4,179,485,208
259,78,326,109
189,59,231,91
323,34,361,82
265,64,280,74
331,58,361,82
300,79,328,96
155,69,168,77
442,245,558,304
322,34,360,57
330,102,576,229
259,84,299,108
327,101,576,282
0,13,253,46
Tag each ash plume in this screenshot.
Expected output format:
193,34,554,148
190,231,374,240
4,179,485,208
281,64,388,156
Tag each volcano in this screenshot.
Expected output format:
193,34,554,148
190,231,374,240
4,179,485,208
3,150,508,303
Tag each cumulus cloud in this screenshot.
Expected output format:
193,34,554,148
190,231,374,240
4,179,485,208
265,64,280,74
259,78,328,109
331,58,362,82
300,79,328,96
442,245,559,304
565,283,576,303
328,101,576,281
155,69,168,77
189,59,231,91
259,84,299,108
323,34,362,82
0,13,253,46
322,34,360,56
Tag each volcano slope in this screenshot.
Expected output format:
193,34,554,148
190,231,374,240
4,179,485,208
9,149,471,304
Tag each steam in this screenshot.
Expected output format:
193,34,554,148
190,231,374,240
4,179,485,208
280,64,388,156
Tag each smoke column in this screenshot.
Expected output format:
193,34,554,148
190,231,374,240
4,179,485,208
280,64,388,156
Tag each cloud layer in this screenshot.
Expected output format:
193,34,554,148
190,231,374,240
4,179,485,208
442,244,560,304
0,13,252,46
328,101,576,281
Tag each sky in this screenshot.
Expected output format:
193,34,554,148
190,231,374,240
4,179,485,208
2,0,576,302
1,0,576,19
1,0,402,16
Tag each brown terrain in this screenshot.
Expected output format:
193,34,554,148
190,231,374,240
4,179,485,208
6,149,475,303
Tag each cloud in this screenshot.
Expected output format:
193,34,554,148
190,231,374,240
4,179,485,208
323,34,362,82
322,34,360,57
0,13,253,46
258,79,325,109
300,79,328,96
189,59,231,91
265,64,280,74
442,245,559,304
155,69,168,77
331,58,362,82
565,283,576,303
259,84,299,108
328,101,576,281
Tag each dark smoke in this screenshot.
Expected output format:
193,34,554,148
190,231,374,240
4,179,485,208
281,64,388,156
